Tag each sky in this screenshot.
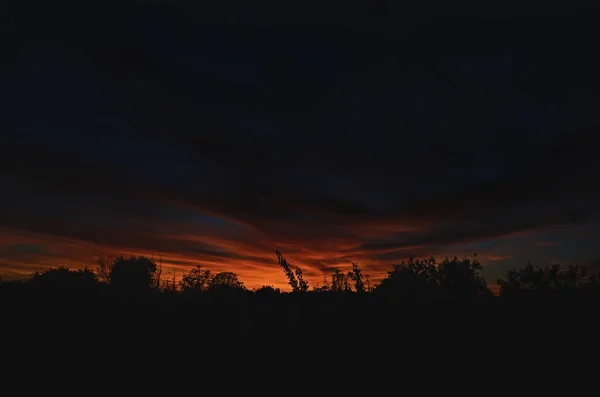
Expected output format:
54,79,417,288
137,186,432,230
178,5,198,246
2,1,600,290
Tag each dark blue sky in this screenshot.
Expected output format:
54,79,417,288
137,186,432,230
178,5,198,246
2,1,600,289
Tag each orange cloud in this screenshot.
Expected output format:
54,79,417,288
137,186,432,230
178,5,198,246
487,255,512,261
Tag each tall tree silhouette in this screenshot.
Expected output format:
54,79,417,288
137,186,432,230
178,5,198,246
331,269,350,292
295,266,309,292
276,251,300,292
348,262,366,293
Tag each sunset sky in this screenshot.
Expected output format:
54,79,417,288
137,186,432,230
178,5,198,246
2,1,600,290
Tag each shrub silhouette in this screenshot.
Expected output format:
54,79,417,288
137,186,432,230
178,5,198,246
498,263,558,295
436,256,490,299
375,257,441,302
109,256,158,291
179,265,212,292
209,271,245,291
28,267,98,289
255,285,281,297
498,263,600,297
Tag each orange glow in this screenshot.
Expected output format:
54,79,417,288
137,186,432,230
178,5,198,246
0,221,511,291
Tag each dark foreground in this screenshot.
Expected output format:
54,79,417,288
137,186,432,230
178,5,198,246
3,284,598,391
4,255,600,372
3,283,599,346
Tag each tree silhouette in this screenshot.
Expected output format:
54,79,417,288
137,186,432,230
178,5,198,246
162,271,178,292
295,266,309,292
96,254,117,284
109,256,158,291
331,269,351,292
209,271,245,291
277,251,299,292
179,265,212,292
276,251,308,292
498,263,555,294
348,262,366,293
364,274,372,292
498,263,598,296
561,264,589,290
375,257,440,301
29,267,98,289
437,256,490,299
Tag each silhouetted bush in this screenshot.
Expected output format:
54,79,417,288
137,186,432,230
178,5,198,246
374,256,490,302
109,256,158,292
179,265,212,292
255,285,281,297
209,271,246,291
436,256,491,299
498,263,600,299
28,266,98,289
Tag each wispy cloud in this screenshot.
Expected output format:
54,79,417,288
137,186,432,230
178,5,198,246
487,255,512,261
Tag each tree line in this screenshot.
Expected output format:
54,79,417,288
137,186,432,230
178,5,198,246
5,251,600,301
